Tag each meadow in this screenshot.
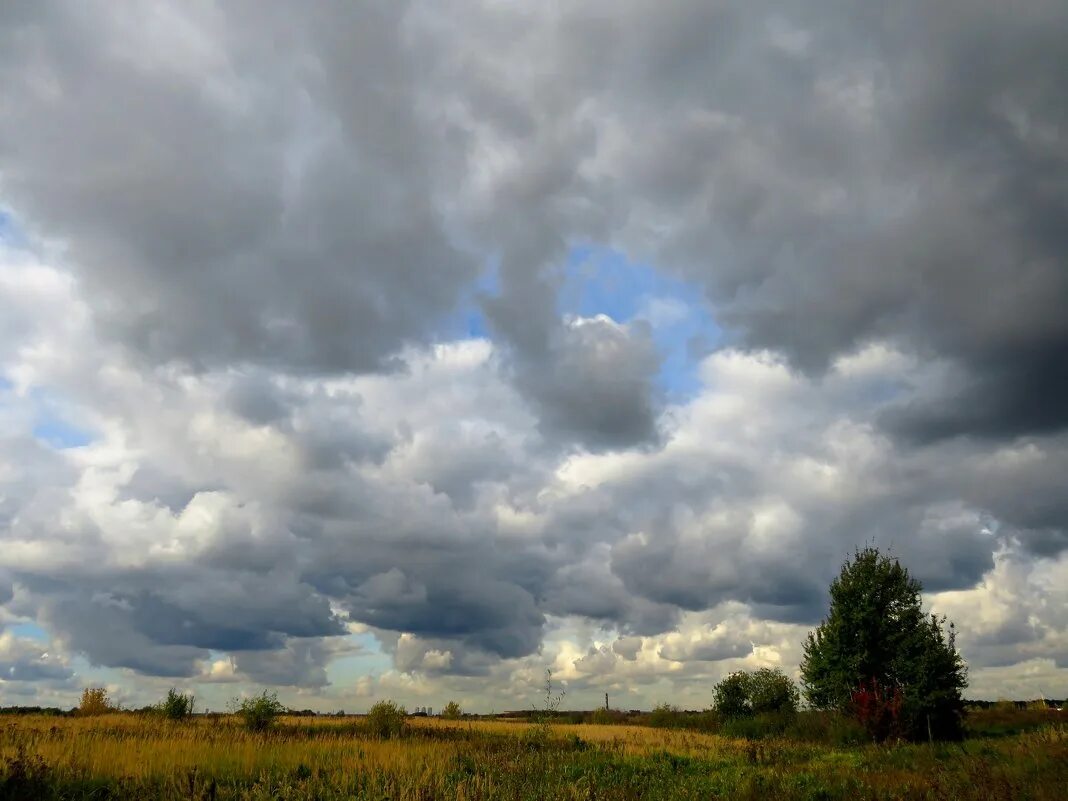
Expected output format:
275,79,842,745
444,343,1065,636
0,707,1064,800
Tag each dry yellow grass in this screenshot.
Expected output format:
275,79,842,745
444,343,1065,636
1,714,759,779
0,711,1064,800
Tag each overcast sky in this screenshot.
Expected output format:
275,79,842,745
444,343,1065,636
1,1,1066,712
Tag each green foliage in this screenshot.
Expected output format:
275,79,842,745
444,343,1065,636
364,700,408,739
720,711,795,740
156,688,195,721
800,546,968,741
750,668,800,715
649,702,685,728
589,708,627,725
712,672,752,718
713,668,799,719
230,690,285,732
440,700,463,720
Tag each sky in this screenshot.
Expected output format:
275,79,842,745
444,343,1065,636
0,1,1066,713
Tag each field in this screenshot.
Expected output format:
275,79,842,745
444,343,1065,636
0,710,1064,800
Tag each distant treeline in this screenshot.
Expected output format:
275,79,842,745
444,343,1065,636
0,705,72,716
1,698,1061,718
964,699,1064,710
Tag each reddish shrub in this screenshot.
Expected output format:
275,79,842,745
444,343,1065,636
851,678,904,742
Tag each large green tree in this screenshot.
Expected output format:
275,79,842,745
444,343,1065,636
800,547,967,740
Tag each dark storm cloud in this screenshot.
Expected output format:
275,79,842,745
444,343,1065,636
24,564,346,677
421,0,1068,445
7,1,1062,448
0,1,474,375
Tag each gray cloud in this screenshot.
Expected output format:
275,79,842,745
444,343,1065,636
0,0,1066,704
0,633,73,684
0,1,474,375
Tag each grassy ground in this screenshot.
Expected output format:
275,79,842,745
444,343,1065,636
0,711,1064,800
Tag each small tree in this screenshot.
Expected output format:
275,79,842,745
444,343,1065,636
800,547,967,741
230,690,285,732
157,688,195,721
712,672,752,719
78,687,114,716
712,668,798,718
364,700,408,739
749,668,800,715
440,700,463,720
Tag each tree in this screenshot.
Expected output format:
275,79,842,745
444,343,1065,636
749,668,800,715
800,547,967,740
712,672,752,718
712,668,799,718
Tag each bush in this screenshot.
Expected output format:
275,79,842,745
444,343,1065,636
364,700,407,739
590,708,627,725
721,711,793,740
649,702,685,729
77,688,114,716
713,668,799,719
156,688,195,721
440,700,463,719
851,677,904,742
230,690,285,732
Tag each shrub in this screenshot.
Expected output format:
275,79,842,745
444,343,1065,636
851,677,904,742
713,668,799,719
783,710,867,745
230,690,285,732
721,711,793,740
77,688,114,716
364,700,407,739
440,700,463,719
157,688,195,721
590,708,626,725
649,702,685,728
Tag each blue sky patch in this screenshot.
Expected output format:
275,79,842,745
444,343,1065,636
8,622,50,643
33,416,93,449
557,245,720,400
325,631,392,688
441,245,719,400
26,387,94,449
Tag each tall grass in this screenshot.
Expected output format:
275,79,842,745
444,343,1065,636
0,711,1063,799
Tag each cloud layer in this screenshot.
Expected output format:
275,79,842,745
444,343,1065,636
1,1,1066,708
